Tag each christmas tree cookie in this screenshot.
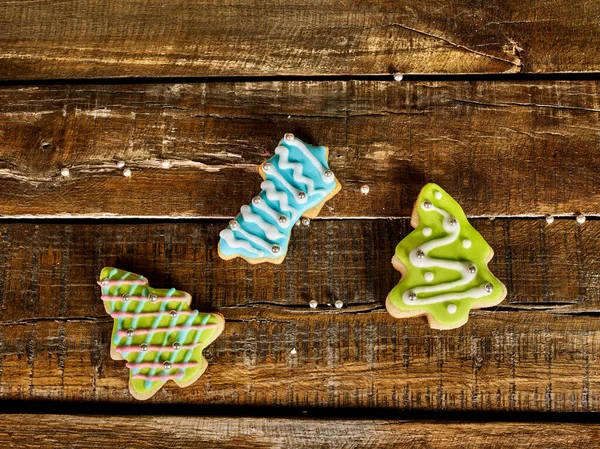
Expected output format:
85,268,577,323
219,133,341,264
98,268,225,400
386,184,506,330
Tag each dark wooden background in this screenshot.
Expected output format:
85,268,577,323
1,0,600,447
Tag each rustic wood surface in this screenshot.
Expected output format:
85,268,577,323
3,0,600,79
1,414,599,449
2,0,600,443
0,219,598,411
1,80,600,218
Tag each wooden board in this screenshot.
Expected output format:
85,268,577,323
0,219,599,410
1,414,599,449
1,80,600,218
3,0,600,79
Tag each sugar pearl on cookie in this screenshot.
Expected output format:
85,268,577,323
361,185,370,195
334,300,343,309
116,161,125,169
309,300,318,309
271,244,281,254
60,167,70,177
422,201,432,210
123,168,132,177
126,329,134,337
161,160,171,169
279,215,288,224
290,347,297,355
393,73,403,82
324,169,334,178
485,283,493,293
301,217,310,226
140,343,148,352
284,133,295,142
545,214,554,224
297,191,306,200
163,361,172,370
576,213,586,224
172,342,181,350
263,162,272,171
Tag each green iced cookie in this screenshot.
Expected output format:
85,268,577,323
98,268,225,400
386,184,506,329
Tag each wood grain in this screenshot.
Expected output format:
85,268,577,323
0,219,598,410
2,0,600,78
1,414,599,449
1,80,600,218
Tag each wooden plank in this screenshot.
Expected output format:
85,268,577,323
0,219,599,410
2,0,600,78
1,414,599,449
1,80,600,218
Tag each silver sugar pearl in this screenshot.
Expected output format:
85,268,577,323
407,291,417,302
252,196,263,205
229,219,238,229
284,133,295,142
485,283,494,293
448,217,458,226
163,361,172,370
309,300,318,309
172,341,181,350
263,162,272,171
416,250,424,259
301,217,310,226
297,191,306,200
334,300,343,309
126,329,135,337
169,310,178,318
140,343,148,352
468,265,477,274
279,215,288,224
101,278,109,286
271,245,281,254
148,293,158,302
122,293,131,302
324,169,334,178
422,201,433,209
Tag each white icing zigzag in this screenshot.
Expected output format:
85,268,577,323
219,134,336,261
402,200,492,308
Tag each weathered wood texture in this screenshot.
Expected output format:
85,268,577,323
3,0,600,78
0,219,598,410
1,80,600,218
1,415,599,449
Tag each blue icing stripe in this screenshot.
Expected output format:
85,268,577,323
219,134,336,261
